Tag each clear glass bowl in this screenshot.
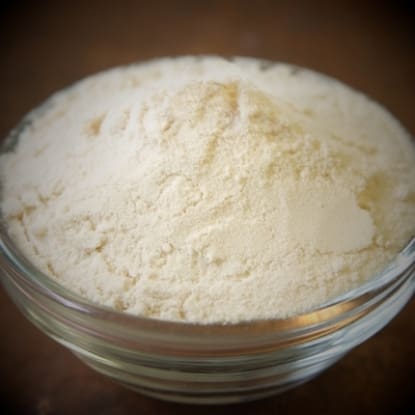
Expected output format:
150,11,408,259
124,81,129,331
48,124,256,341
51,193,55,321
0,97,414,405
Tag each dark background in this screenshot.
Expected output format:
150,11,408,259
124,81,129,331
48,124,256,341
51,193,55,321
0,1,414,414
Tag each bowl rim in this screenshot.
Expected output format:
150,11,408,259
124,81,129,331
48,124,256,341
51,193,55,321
1,223,414,337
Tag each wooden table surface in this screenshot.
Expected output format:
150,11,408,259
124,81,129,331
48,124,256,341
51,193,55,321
1,1,414,414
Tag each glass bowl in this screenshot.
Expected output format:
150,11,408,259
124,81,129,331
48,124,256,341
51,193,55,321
0,91,414,405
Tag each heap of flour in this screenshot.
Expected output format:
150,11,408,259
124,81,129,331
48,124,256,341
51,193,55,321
1,57,414,322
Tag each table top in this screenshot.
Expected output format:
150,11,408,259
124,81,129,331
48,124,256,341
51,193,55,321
1,1,414,414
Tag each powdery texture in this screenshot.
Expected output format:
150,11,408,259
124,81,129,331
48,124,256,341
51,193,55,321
1,57,415,323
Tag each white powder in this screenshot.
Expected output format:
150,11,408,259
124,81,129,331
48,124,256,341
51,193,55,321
1,56,414,323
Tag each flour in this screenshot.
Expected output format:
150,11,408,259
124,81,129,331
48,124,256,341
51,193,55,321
1,56,414,323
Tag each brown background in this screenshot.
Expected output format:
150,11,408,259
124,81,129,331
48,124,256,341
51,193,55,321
0,1,414,414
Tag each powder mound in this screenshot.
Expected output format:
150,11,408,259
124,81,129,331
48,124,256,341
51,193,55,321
1,56,414,323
